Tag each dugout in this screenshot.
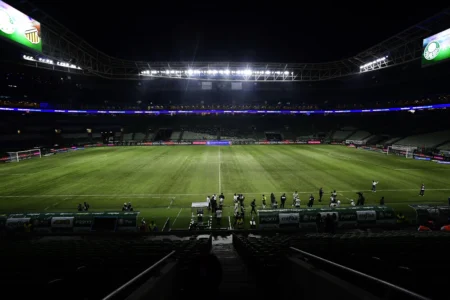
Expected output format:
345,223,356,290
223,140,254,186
258,206,396,230
1,212,140,233
409,204,450,226
190,202,211,230
91,216,118,232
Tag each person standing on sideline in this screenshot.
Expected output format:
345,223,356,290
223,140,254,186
419,184,425,196
206,195,211,211
293,191,299,206
250,199,257,215
280,193,287,208
295,197,301,208
211,196,217,213
380,196,385,205
308,194,315,207
270,193,276,205
261,194,266,209
319,188,323,202
356,192,365,206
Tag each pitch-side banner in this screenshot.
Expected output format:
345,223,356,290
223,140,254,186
258,206,395,230
4,212,139,232
51,217,74,228
391,145,417,151
356,210,376,222
0,0,42,52
279,213,300,224
346,140,365,145
409,204,450,225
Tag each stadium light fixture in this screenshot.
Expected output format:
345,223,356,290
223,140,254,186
22,55,82,70
360,56,388,72
139,68,293,80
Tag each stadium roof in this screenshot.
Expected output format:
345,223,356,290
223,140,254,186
5,1,450,81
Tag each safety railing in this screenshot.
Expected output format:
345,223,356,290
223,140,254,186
290,247,430,300
102,250,176,300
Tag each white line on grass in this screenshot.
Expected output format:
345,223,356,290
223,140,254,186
218,147,222,193
167,197,175,209
2,188,450,198
0,174,35,176
44,197,70,210
339,192,351,201
171,208,182,228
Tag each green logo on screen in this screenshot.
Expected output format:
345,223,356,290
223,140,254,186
423,41,440,60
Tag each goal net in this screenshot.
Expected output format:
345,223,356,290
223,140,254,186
386,146,416,158
7,149,41,162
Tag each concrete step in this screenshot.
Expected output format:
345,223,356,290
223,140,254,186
211,236,257,297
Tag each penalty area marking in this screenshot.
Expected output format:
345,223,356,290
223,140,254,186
171,208,183,229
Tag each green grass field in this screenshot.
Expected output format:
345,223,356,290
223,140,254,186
0,145,449,229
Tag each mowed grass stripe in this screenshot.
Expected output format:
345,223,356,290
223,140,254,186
0,145,448,225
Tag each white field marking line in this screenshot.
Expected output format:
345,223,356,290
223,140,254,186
339,192,351,201
171,208,182,228
167,197,175,209
327,152,352,160
44,197,70,210
0,174,35,176
218,147,222,193
2,188,450,198
394,168,450,171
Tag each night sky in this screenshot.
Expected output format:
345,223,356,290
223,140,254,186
24,1,450,62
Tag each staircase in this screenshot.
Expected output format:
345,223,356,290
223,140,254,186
212,235,257,297
179,129,185,140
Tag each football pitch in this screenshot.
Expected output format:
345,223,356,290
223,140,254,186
0,145,449,229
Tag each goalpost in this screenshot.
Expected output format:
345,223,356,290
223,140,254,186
7,149,42,162
386,146,415,158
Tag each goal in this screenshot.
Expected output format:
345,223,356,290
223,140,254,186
7,149,41,162
386,146,415,158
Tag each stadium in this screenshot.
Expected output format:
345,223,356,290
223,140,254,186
0,1,450,299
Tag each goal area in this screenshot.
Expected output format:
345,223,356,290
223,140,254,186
7,149,42,162
386,146,415,158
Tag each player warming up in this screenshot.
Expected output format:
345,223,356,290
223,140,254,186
372,180,379,192
419,184,425,196
292,191,299,206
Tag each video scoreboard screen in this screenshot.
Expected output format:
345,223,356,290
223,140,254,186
0,0,42,52
422,28,450,67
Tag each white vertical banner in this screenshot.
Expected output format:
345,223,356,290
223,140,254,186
201,82,212,90
231,82,242,90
